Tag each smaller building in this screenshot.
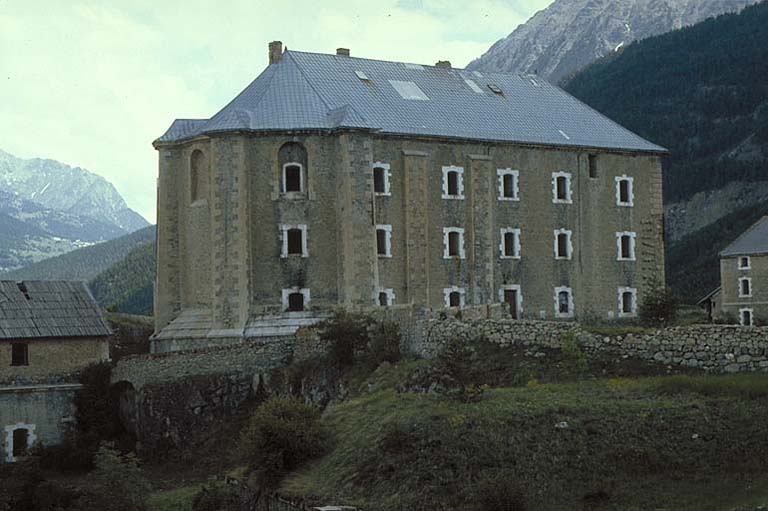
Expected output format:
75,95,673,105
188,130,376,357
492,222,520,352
0,281,111,463
704,217,768,326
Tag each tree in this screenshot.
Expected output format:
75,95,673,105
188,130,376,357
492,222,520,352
639,280,679,326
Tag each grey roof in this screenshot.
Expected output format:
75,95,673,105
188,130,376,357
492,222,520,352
156,50,666,153
721,216,768,257
0,281,111,340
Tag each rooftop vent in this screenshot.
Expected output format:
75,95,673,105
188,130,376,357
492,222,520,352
269,41,283,65
435,60,451,69
337,48,350,56
487,84,503,95
16,282,31,300
355,70,370,81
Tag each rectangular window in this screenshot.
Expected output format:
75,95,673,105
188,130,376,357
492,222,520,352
443,287,465,308
616,232,637,261
441,166,465,199
500,228,521,259
282,288,310,312
443,228,465,259
618,287,637,317
280,224,308,258
283,163,303,193
739,277,752,298
615,176,634,206
376,225,392,258
377,288,395,307
739,256,751,270
554,229,572,260
373,162,391,196
740,308,754,326
552,172,572,204
554,286,574,318
12,428,28,458
11,343,28,367
588,154,598,178
497,168,520,201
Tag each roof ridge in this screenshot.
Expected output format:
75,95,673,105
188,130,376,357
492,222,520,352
720,215,768,256
283,51,333,115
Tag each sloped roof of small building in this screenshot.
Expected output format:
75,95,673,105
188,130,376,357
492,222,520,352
721,216,768,257
0,281,111,340
156,50,666,153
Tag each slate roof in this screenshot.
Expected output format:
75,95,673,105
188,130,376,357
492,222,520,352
0,281,111,340
156,50,666,153
721,216,768,257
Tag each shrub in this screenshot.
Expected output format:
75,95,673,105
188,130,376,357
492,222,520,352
0,458,42,511
366,319,402,369
560,333,589,377
192,482,240,511
74,363,124,453
32,435,93,472
317,311,373,368
240,398,329,489
639,280,679,326
69,444,150,511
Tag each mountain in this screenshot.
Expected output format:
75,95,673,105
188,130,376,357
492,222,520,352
0,149,148,232
0,149,150,272
562,1,768,300
468,0,761,83
1,225,156,281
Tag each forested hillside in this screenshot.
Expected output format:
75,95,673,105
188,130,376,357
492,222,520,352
1,225,155,281
89,242,155,315
563,2,768,300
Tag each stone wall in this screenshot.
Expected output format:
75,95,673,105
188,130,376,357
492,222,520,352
421,318,768,373
0,337,109,386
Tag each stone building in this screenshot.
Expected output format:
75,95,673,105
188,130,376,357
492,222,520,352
703,216,768,326
0,281,110,463
152,42,666,352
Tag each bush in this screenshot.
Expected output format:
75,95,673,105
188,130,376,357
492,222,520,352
366,319,402,369
559,333,589,377
74,363,124,454
639,280,679,326
0,458,42,511
241,398,329,489
32,435,93,472
69,445,150,511
317,311,373,368
192,482,240,511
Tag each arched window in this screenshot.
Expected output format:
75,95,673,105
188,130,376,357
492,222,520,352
278,142,308,195
190,149,209,203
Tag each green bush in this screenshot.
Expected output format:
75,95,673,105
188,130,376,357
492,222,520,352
32,435,93,472
74,363,123,451
69,444,150,511
0,458,42,511
241,398,329,489
192,482,240,511
317,311,373,368
639,281,679,326
366,319,402,369
559,333,589,377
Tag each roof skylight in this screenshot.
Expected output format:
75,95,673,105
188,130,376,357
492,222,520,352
404,63,424,70
389,80,429,101
355,70,370,81
473,71,483,78
464,79,483,94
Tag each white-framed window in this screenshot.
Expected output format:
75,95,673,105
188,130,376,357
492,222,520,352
497,168,520,201
443,286,466,308
618,287,637,317
554,229,573,260
376,224,393,258
740,308,754,326
552,171,572,204
554,286,574,318
376,288,395,307
588,154,598,178
616,232,637,261
615,176,634,207
282,162,305,194
498,284,522,319
442,166,465,199
373,162,391,196
739,276,752,298
500,228,521,259
4,423,36,463
279,224,308,258
443,227,466,259
281,287,310,312
739,256,751,270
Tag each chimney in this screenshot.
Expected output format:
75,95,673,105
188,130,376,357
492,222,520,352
435,60,452,69
336,48,350,57
269,41,283,65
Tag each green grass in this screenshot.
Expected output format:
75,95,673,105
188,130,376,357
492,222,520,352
147,485,201,511
281,363,768,511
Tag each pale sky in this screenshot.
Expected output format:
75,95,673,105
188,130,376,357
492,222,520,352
0,0,552,223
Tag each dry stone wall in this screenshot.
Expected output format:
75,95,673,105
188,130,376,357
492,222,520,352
421,319,768,373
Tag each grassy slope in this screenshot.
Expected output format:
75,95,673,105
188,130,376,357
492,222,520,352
283,365,768,511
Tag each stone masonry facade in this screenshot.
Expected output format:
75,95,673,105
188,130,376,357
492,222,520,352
718,253,768,326
154,131,665,351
